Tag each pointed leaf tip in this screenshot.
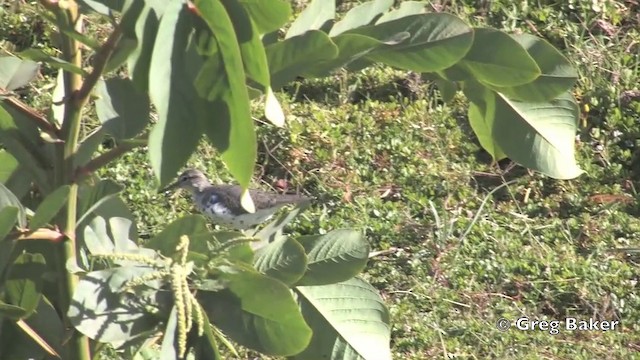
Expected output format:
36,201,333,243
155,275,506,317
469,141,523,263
241,189,255,213
265,88,285,127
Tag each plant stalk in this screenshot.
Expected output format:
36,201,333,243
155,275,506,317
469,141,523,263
37,1,127,358
44,1,90,359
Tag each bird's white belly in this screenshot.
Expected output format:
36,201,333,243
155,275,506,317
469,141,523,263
195,195,277,229
197,199,231,219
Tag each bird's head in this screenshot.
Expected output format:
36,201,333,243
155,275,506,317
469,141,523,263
160,168,210,193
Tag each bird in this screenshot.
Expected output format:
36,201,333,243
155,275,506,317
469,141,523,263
160,168,310,230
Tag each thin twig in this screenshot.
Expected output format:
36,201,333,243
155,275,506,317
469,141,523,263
75,131,149,181
73,24,123,107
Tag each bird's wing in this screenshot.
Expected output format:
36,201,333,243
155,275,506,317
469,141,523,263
210,185,247,214
211,185,309,213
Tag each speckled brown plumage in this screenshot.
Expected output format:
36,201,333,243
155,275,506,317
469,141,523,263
160,169,309,229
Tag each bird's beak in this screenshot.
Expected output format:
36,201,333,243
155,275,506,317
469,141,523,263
159,181,179,194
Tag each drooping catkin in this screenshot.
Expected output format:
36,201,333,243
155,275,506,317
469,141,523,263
171,264,187,358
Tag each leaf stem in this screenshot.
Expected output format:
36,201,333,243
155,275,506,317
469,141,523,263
74,25,123,107
75,131,149,181
61,25,123,181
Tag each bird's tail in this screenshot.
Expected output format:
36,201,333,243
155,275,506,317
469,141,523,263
275,194,311,206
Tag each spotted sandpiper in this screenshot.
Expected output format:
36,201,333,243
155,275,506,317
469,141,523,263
160,169,310,230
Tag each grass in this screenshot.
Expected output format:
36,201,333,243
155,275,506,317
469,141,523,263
3,0,640,358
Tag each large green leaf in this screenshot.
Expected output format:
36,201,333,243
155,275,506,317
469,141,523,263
0,296,65,359
296,229,369,286
18,296,65,358
218,0,286,125
95,77,150,139
0,220,17,277
0,151,31,200
160,306,179,360
347,13,474,72
104,38,139,73
74,128,105,168
376,1,429,23
464,82,583,179
83,216,116,255
194,0,257,189
19,49,88,76
0,206,18,241
329,0,393,36
77,0,126,15
0,299,27,319
302,32,409,78
491,33,578,101
264,87,285,126
210,231,255,265
5,253,46,319
108,0,145,59
75,192,139,271
294,277,391,360
221,0,270,91
0,162,33,199
191,308,223,360
29,185,70,230
239,0,291,34
68,267,164,342
82,216,143,258
253,202,310,246
0,100,41,142
145,215,211,259
286,0,334,38
191,34,226,101
76,178,123,224
125,1,161,92
253,237,307,285
0,104,51,192
433,76,458,103
148,0,201,187
0,150,19,184
441,28,540,87
199,265,312,355
0,56,39,91
0,182,26,228
467,94,507,161
266,30,339,89
76,178,138,240
38,10,100,49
